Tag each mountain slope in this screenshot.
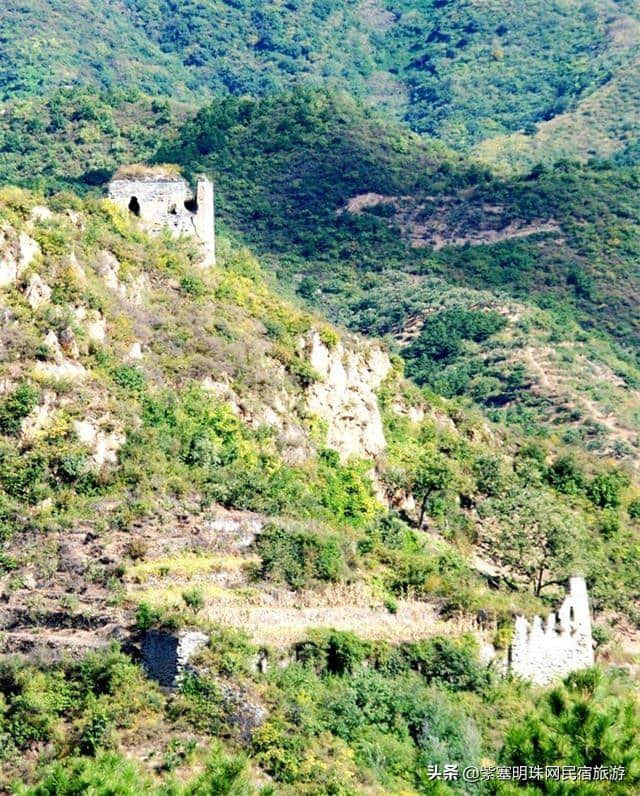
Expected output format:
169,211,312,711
2,87,639,465
2,0,640,164
151,91,640,465
2,184,640,792
474,55,640,173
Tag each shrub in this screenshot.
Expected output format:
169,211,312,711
126,538,147,561
13,753,152,795
182,586,205,613
402,636,488,692
180,743,250,795
179,274,206,296
295,630,365,676
252,717,307,783
587,470,629,509
627,497,640,520
205,626,256,677
174,673,224,733
387,548,469,599
111,365,146,394
255,524,345,589
473,455,506,496
384,596,398,614
598,509,620,539
316,449,378,526
0,382,40,436
546,455,586,495
500,668,640,786
77,710,114,756
135,601,163,630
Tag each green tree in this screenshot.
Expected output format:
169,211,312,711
498,669,640,794
486,489,579,596
412,454,453,530
587,471,630,510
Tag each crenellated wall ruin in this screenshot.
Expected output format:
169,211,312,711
509,576,594,685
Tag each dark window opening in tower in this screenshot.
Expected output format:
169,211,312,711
168,204,177,215
129,196,140,216
184,197,198,212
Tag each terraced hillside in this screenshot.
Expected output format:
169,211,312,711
2,185,640,791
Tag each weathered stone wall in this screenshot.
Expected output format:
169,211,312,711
509,576,594,685
141,629,209,687
108,172,215,266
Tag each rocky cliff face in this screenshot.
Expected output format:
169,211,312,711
200,330,394,467
301,330,391,462
0,192,401,503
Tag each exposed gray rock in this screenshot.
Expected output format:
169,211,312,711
220,682,267,741
300,330,391,462
24,273,52,309
57,542,88,575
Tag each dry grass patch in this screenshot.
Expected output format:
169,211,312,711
126,551,255,584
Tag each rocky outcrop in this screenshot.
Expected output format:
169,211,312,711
33,330,86,381
95,249,149,306
30,205,53,223
220,682,267,740
21,390,56,441
74,419,125,467
300,331,391,461
74,305,107,343
0,225,40,288
24,273,52,309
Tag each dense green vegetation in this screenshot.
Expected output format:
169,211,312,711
1,184,638,631
157,90,640,347
1,0,640,792
381,0,640,147
149,90,640,468
0,88,185,195
3,640,640,793
3,0,639,156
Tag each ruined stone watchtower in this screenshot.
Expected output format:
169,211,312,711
509,576,594,685
108,165,215,266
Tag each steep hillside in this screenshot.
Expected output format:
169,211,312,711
2,186,640,791
2,0,640,161
4,88,639,465
474,55,640,173
2,1,640,791
150,92,640,466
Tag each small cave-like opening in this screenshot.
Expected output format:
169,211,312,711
168,204,178,215
184,197,198,213
129,196,140,216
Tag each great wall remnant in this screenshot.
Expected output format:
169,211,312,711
141,629,209,687
509,576,594,685
108,166,215,266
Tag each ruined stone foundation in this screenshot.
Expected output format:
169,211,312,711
108,167,215,266
141,629,209,687
509,576,594,685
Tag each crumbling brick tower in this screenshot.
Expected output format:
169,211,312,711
108,165,215,267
